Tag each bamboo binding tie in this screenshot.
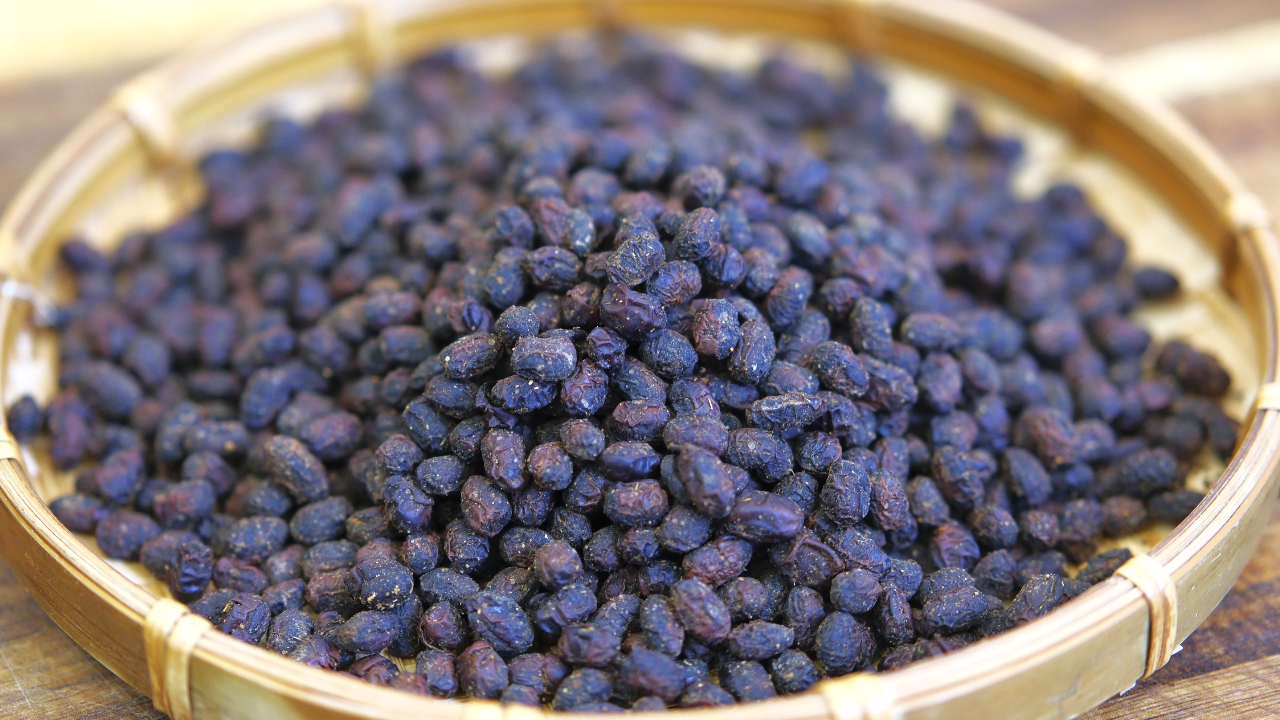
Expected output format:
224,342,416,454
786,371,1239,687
349,0,395,78
466,699,549,720
819,673,897,720
1114,553,1178,678
462,699,503,720
0,430,20,463
1053,47,1103,140
1254,382,1280,412
1228,191,1273,235
0,234,60,327
111,74,179,167
503,702,546,720
591,0,622,30
834,0,883,56
145,598,212,720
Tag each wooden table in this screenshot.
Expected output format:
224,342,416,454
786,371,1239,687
1,0,1279,717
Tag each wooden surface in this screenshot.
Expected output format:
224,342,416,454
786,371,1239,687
0,0,1278,718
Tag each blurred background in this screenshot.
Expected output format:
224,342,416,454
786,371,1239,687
2,0,1280,718
3,0,1280,209
0,0,1274,81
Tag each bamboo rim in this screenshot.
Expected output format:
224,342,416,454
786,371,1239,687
0,1,1277,719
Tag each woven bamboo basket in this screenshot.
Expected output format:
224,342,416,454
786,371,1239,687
0,0,1278,719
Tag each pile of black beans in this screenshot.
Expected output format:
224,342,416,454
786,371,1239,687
16,36,1239,709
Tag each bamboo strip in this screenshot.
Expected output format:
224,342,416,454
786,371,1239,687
1108,18,1280,103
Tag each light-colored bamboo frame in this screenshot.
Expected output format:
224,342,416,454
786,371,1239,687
0,1,1278,719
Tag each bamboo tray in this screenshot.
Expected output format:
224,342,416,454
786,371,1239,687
1,1,1279,719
